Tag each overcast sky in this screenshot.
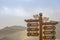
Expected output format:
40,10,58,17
0,0,60,29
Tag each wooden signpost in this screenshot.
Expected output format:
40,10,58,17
27,23,38,27
43,26,56,30
43,31,56,34
43,36,56,39
27,28,39,31
27,32,39,36
25,13,58,40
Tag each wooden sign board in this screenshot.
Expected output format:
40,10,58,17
27,33,39,36
28,31,38,33
27,26,38,28
27,28,39,31
44,33,55,36
27,23,38,27
43,31,56,34
43,22,58,25
43,26,56,30
25,19,39,22
43,39,55,40
43,36,56,39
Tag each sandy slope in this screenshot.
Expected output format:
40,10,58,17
0,30,27,40
0,29,39,40
0,22,60,40
0,30,60,40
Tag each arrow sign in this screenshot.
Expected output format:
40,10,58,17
44,34,56,36
25,19,39,22
43,36,56,39
43,31,56,34
27,23,38,27
27,28,39,31
43,39,55,40
43,26,56,30
43,22,58,25
27,33,39,36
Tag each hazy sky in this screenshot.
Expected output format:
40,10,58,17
0,0,60,29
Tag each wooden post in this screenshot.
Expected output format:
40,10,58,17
39,13,43,40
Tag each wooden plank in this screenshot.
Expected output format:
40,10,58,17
43,26,56,30
25,19,39,22
43,39,55,40
44,34,55,36
43,22,58,25
27,23,38,26
43,31,56,34
27,28,39,31
27,26,38,28
43,36,56,39
28,31,38,33
27,33,39,36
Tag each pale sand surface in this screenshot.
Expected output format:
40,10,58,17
0,30,60,40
